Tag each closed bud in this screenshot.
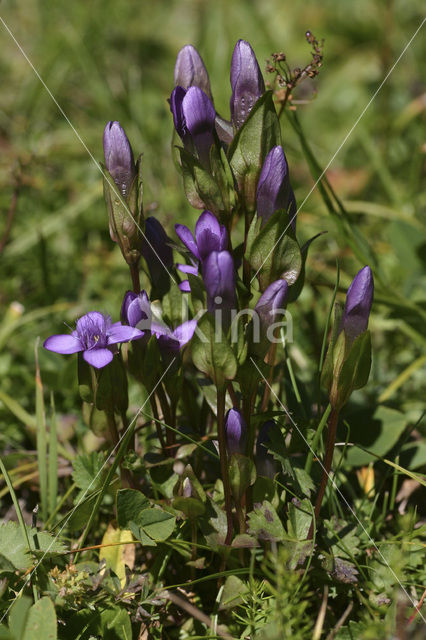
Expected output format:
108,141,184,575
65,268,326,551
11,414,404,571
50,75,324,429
202,250,236,321
102,121,142,265
174,45,213,101
230,39,265,130
141,217,174,294
103,121,137,199
341,266,374,344
225,408,247,455
256,421,277,478
256,146,295,228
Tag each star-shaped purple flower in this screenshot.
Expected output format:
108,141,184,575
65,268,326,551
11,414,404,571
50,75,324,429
44,312,143,369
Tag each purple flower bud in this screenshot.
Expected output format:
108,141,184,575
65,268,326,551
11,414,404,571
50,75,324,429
174,45,213,101
256,146,293,227
170,86,189,143
230,39,265,130
121,290,152,332
44,312,143,369
225,408,247,455
255,279,289,330
341,266,374,343
183,87,216,168
202,250,236,316
141,217,174,284
103,121,136,199
256,420,277,478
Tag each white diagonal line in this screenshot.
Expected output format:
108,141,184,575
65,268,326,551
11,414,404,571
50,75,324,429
0,357,176,622
250,356,426,622
0,15,176,284
251,16,426,284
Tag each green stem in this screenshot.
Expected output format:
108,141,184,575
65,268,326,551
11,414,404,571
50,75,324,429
308,407,339,539
304,404,331,474
129,261,141,294
149,395,167,455
106,411,133,488
217,387,233,545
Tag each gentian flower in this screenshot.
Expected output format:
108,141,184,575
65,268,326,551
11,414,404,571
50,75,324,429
256,420,277,478
44,312,143,369
255,279,289,330
150,319,197,355
176,210,228,262
256,146,296,229
103,121,136,199
175,210,228,292
174,45,213,101
230,39,265,130
341,266,374,344
121,290,152,331
202,250,236,316
225,408,247,456
170,86,216,169
141,217,174,285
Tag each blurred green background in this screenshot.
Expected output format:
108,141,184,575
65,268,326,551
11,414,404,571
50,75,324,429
0,0,425,447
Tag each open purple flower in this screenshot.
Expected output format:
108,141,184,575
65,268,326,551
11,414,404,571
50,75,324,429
230,39,265,130
176,210,228,262
103,121,136,199
121,290,152,331
44,312,143,369
256,146,295,229
341,266,374,343
225,408,247,456
151,319,198,354
174,45,212,101
170,86,216,168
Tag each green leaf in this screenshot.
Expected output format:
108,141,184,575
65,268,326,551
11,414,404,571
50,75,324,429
72,452,106,492
0,522,65,572
116,489,150,529
9,596,32,639
173,496,206,519
287,499,312,541
248,210,302,290
66,606,131,640
99,524,134,588
229,91,281,210
138,508,176,541
335,330,372,408
191,313,237,389
248,500,285,542
22,597,57,640
95,355,128,414
229,454,256,500
345,406,410,467
220,575,249,609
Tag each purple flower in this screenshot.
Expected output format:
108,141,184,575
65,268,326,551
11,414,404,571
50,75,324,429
255,279,289,330
225,408,247,455
121,290,152,331
175,210,228,262
103,121,136,199
44,312,143,369
256,420,277,478
341,266,374,343
202,250,236,316
256,146,295,228
151,319,197,354
174,45,212,101
230,39,265,130
141,217,174,285
170,86,216,168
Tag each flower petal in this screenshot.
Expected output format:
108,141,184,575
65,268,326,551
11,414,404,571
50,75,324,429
175,224,200,260
107,324,144,345
179,280,191,293
44,334,82,354
177,263,199,275
173,319,197,346
83,348,113,369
